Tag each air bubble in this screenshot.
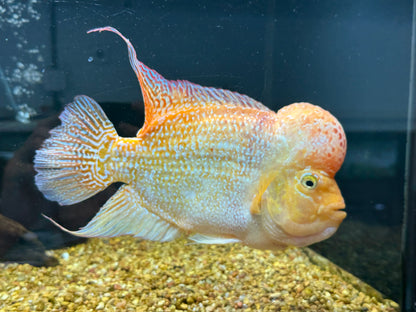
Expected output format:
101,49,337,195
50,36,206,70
88,56,94,63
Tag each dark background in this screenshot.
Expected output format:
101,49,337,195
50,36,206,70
0,0,413,303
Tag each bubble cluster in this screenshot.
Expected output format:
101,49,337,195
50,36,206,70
0,0,44,116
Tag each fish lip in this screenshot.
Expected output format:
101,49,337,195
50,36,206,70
317,202,346,216
323,202,347,221
327,202,346,211
330,210,347,221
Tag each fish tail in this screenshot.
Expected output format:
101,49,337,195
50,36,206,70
34,95,118,206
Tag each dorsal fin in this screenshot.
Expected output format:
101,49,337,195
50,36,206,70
87,27,271,135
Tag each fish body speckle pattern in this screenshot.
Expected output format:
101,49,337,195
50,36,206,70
34,27,347,250
113,106,277,231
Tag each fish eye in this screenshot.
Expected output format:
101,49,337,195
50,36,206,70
301,174,318,190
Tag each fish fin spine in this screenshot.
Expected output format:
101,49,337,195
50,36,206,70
34,95,118,205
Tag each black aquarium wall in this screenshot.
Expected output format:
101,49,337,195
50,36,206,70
0,0,413,307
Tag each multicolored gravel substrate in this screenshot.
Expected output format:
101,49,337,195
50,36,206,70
0,237,399,311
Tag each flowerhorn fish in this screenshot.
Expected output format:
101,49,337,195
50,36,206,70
34,26,347,250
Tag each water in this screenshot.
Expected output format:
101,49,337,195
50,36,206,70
0,1,413,311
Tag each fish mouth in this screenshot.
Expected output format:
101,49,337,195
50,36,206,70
330,210,347,221
318,202,346,221
329,202,346,221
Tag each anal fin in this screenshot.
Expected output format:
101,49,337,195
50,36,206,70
188,233,240,245
46,185,181,242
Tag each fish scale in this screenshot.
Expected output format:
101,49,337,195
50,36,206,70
34,26,347,250
109,107,274,234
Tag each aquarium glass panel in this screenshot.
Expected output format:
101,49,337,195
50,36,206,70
0,1,413,311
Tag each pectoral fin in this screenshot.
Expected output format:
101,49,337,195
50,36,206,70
45,185,181,242
250,193,262,214
250,174,277,215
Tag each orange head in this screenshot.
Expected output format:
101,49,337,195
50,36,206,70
258,103,347,248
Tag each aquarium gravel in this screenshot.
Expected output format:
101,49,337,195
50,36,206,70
0,237,398,312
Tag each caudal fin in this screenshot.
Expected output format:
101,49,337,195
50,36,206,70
34,95,118,205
